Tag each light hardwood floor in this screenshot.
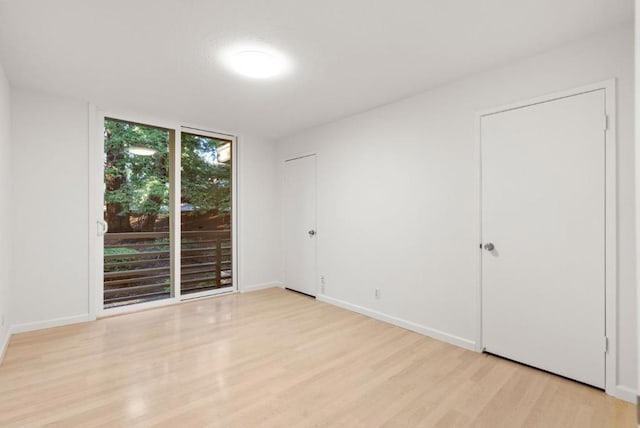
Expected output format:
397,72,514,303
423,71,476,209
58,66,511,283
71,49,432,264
0,288,634,427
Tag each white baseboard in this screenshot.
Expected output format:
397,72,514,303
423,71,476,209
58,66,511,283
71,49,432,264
316,294,476,351
240,281,284,293
10,314,94,334
612,385,637,404
0,328,10,364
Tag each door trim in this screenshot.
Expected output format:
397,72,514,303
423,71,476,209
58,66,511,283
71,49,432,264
475,79,617,397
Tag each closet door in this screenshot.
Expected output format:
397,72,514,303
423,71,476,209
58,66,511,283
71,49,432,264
284,154,317,296
481,90,606,388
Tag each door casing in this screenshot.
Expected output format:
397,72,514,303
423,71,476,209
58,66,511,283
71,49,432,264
475,79,617,397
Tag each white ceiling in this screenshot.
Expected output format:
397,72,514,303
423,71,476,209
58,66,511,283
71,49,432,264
0,0,633,139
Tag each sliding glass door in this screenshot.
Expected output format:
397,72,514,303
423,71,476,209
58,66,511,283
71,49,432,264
102,118,173,308
180,131,233,296
101,118,234,310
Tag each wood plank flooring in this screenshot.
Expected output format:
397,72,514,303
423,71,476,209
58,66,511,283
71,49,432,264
0,288,634,427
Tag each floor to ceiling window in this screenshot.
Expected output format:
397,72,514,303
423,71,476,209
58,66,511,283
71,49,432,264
101,118,235,309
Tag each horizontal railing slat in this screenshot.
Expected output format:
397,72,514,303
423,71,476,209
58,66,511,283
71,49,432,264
105,230,230,240
182,283,232,293
104,254,228,269
104,282,170,295
105,242,170,249
105,258,172,269
104,249,169,260
104,265,170,279
105,290,170,304
180,276,217,286
104,246,230,260
104,272,171,286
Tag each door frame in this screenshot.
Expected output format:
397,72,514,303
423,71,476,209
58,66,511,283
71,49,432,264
283,153,318,297
88,108,239,317
475,79,617,396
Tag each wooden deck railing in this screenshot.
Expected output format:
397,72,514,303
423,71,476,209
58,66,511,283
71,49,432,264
104,230,232,307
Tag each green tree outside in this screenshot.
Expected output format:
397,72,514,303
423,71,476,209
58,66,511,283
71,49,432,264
104,119,231,233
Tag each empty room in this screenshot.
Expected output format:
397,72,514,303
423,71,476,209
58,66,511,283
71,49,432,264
0,0,638,426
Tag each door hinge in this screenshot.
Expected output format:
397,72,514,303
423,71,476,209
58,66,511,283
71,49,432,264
604,336,609,353
604,115,609,131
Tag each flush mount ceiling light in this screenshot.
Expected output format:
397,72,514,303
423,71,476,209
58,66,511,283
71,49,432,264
128,146,157,156
221,44,291,79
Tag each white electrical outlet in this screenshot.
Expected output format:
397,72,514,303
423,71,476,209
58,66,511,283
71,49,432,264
320,276,326,294
375,288,381,299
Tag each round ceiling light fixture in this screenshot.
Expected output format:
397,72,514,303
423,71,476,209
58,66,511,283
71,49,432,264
221,44,291,79
128,146,157,156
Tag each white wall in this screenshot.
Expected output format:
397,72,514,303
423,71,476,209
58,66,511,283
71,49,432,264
277,26,636,396
10,89,90,330
0,62,11,355
238,134,282,291
8,88,281,330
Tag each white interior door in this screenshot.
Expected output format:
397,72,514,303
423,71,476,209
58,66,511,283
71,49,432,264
284,155,317,296
481,90,606,388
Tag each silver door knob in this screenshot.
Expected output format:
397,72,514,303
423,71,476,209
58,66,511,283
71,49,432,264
483,243,495,251
308,230,316,236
